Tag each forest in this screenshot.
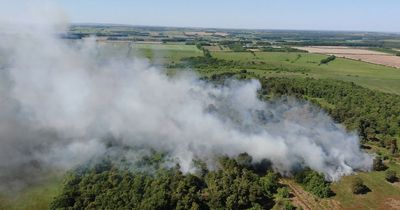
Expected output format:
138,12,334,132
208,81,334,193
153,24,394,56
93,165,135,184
50,154,298,210
261,77,400,149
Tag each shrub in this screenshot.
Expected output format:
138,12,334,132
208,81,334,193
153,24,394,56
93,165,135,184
385,170,398,183
351,177,369,194
320,55,336,64
261,171,280,197
373,157,387,171
274,200,296,210
294,169,332,198
276,187,290,199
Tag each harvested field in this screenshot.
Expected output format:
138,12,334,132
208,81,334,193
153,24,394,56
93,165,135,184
295,46,400,68
184,31,213,36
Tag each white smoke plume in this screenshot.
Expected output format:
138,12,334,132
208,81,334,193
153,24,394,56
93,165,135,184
0,0,372,190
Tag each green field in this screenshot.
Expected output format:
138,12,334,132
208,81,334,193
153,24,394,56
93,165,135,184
116,44,400,95
210,51,400,95
0,174,62,210
98,42,202,63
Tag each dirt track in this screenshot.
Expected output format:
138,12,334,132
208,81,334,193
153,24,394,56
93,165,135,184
282,179,342,210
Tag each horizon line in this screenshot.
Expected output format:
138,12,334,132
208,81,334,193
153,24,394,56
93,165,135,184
69,22,400,34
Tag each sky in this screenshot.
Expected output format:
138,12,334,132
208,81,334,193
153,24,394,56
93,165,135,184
9,0,400,32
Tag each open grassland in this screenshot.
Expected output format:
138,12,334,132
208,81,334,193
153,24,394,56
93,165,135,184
330,162,400,210
210,51,400,95
97,42,202,63
0,174,62,210
133,43,202,63
295,46,400,69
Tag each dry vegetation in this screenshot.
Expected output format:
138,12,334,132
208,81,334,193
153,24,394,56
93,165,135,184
295,46,400,68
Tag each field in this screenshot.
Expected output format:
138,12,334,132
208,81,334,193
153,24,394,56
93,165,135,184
295,46,400,69
0,173,62,210
208,51,400,95
97,42,202,63
101,43,400,95
97,43,400,94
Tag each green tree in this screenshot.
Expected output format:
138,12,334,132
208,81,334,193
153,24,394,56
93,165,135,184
319,55,336,65
51,154,288,210
294,169,332,198
260,171,280,197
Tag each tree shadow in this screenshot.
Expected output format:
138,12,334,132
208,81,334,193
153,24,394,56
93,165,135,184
387,177,399,183
355,185,371,195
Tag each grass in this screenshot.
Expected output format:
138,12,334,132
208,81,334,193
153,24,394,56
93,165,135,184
210,51,400,95
136,44,202,63
94,43,400,95
331,162,400,209
97,42,202,64
0,173,63,210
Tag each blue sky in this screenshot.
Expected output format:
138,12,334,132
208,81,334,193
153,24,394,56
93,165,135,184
55,0,399,32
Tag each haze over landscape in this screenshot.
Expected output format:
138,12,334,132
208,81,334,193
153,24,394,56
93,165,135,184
1,1,400,210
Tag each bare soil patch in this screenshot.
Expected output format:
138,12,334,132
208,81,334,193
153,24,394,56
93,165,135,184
380,197,400,209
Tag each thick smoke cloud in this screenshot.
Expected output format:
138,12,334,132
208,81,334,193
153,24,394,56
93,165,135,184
0,1,372,191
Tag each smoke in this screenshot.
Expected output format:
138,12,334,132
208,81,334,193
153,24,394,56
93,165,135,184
0,1,372,191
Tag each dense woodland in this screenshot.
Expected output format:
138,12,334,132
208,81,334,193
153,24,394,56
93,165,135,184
261,77,400,150
50,154,298,210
